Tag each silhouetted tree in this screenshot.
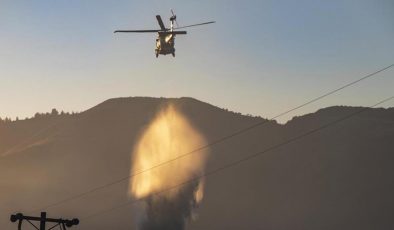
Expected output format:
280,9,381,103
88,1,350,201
34,112,42,119
51,108,59,116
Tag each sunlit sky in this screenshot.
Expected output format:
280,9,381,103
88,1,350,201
1,0,393,122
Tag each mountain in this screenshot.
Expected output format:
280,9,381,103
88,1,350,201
1,97,393,230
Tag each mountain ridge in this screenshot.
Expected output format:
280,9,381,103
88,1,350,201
1,97,393,230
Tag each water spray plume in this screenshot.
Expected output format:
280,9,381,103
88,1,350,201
129,104,208,230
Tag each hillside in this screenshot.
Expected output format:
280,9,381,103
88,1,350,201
1,97,393,230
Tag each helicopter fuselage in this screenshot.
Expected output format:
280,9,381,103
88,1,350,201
155,34,175,57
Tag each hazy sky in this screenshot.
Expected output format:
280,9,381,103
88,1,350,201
1,0,393,122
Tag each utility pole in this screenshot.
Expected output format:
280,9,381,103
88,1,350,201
10,212,79,230
40,212,46,230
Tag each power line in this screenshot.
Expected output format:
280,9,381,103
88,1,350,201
29,63,394,212
80,95,394,222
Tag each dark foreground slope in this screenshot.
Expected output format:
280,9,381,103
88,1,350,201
0,97,393,230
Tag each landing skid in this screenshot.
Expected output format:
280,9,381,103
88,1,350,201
154,52,175,58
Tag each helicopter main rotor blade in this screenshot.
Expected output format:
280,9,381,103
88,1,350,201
114,30,160,33
158,31,187,35
174,21,215,30
156,15,167,30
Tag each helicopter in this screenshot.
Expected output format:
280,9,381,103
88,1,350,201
114,10,215,58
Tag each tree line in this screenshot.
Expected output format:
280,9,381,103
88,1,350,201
0,109,78,124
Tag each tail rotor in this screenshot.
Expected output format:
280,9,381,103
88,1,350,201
170,9,179,29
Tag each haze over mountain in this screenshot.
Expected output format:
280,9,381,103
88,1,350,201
1,97,393,230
